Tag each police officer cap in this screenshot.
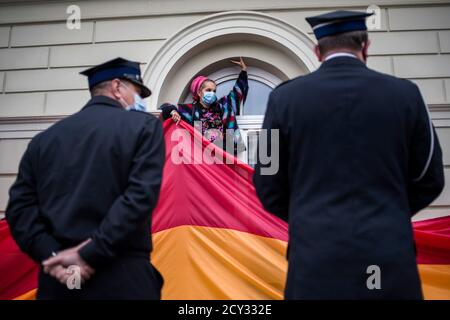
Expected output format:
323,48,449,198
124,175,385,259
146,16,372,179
306,10,374,40
80,57,151,98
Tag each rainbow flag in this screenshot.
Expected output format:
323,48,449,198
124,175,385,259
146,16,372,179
0,120,449,300
414,217,450,299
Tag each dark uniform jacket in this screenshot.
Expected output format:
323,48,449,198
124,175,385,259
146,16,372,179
6,96,165,269
253,56,445,299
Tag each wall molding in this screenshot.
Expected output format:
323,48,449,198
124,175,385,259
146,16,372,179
0,1,449,24
142,10,320,111
0,104,449,139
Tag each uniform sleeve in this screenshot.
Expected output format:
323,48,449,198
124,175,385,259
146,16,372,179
159,103,178,120
6,138,62,263
252,91,290,221
218,70,249,115
408,85,445,215
79,117,165,267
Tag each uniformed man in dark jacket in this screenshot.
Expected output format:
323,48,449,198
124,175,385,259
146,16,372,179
6,57,165,299
253,11,445,299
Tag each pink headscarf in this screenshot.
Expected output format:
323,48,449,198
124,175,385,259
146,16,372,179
190,75,209,100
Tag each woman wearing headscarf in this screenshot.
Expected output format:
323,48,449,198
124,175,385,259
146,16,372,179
160,58,248,155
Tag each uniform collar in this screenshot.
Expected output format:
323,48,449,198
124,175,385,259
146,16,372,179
319,54,367,69
82,95,124,110
324,52,358,61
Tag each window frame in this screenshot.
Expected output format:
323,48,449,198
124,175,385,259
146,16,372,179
181,66,283,163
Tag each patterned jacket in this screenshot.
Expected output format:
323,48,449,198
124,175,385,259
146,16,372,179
160,70,248,154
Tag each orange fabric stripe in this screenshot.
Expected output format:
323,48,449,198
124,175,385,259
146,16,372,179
418,265,450,300
13,227,450,300
152,225,450,300
152,225,287,300
14,289,36,300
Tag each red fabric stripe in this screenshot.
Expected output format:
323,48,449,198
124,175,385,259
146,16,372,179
152,120,288,241
0,221,38,300
414,216,450,264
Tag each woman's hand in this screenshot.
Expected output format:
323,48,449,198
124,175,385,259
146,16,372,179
170,110,181,125
231,57,247,71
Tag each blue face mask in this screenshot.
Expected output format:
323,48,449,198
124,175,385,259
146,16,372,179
202,91,217,106
127,93,147,112
120,82,147,112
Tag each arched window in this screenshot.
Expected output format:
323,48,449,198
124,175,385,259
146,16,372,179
182,66,281,113
212,66,279,116
215,79,271,115
143,11,319,165
181,64,283,164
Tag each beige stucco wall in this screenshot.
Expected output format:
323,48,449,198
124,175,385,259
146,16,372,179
0,0,449,221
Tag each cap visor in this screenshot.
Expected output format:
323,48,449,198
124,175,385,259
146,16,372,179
127,79,152,98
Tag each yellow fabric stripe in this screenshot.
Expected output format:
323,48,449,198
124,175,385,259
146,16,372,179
152,225,288,300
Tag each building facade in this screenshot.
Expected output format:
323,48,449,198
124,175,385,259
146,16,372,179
0,0,449,221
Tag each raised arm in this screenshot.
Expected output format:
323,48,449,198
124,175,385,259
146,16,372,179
218,58,249,115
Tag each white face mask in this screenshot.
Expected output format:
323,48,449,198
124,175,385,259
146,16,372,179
119,81,147,112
